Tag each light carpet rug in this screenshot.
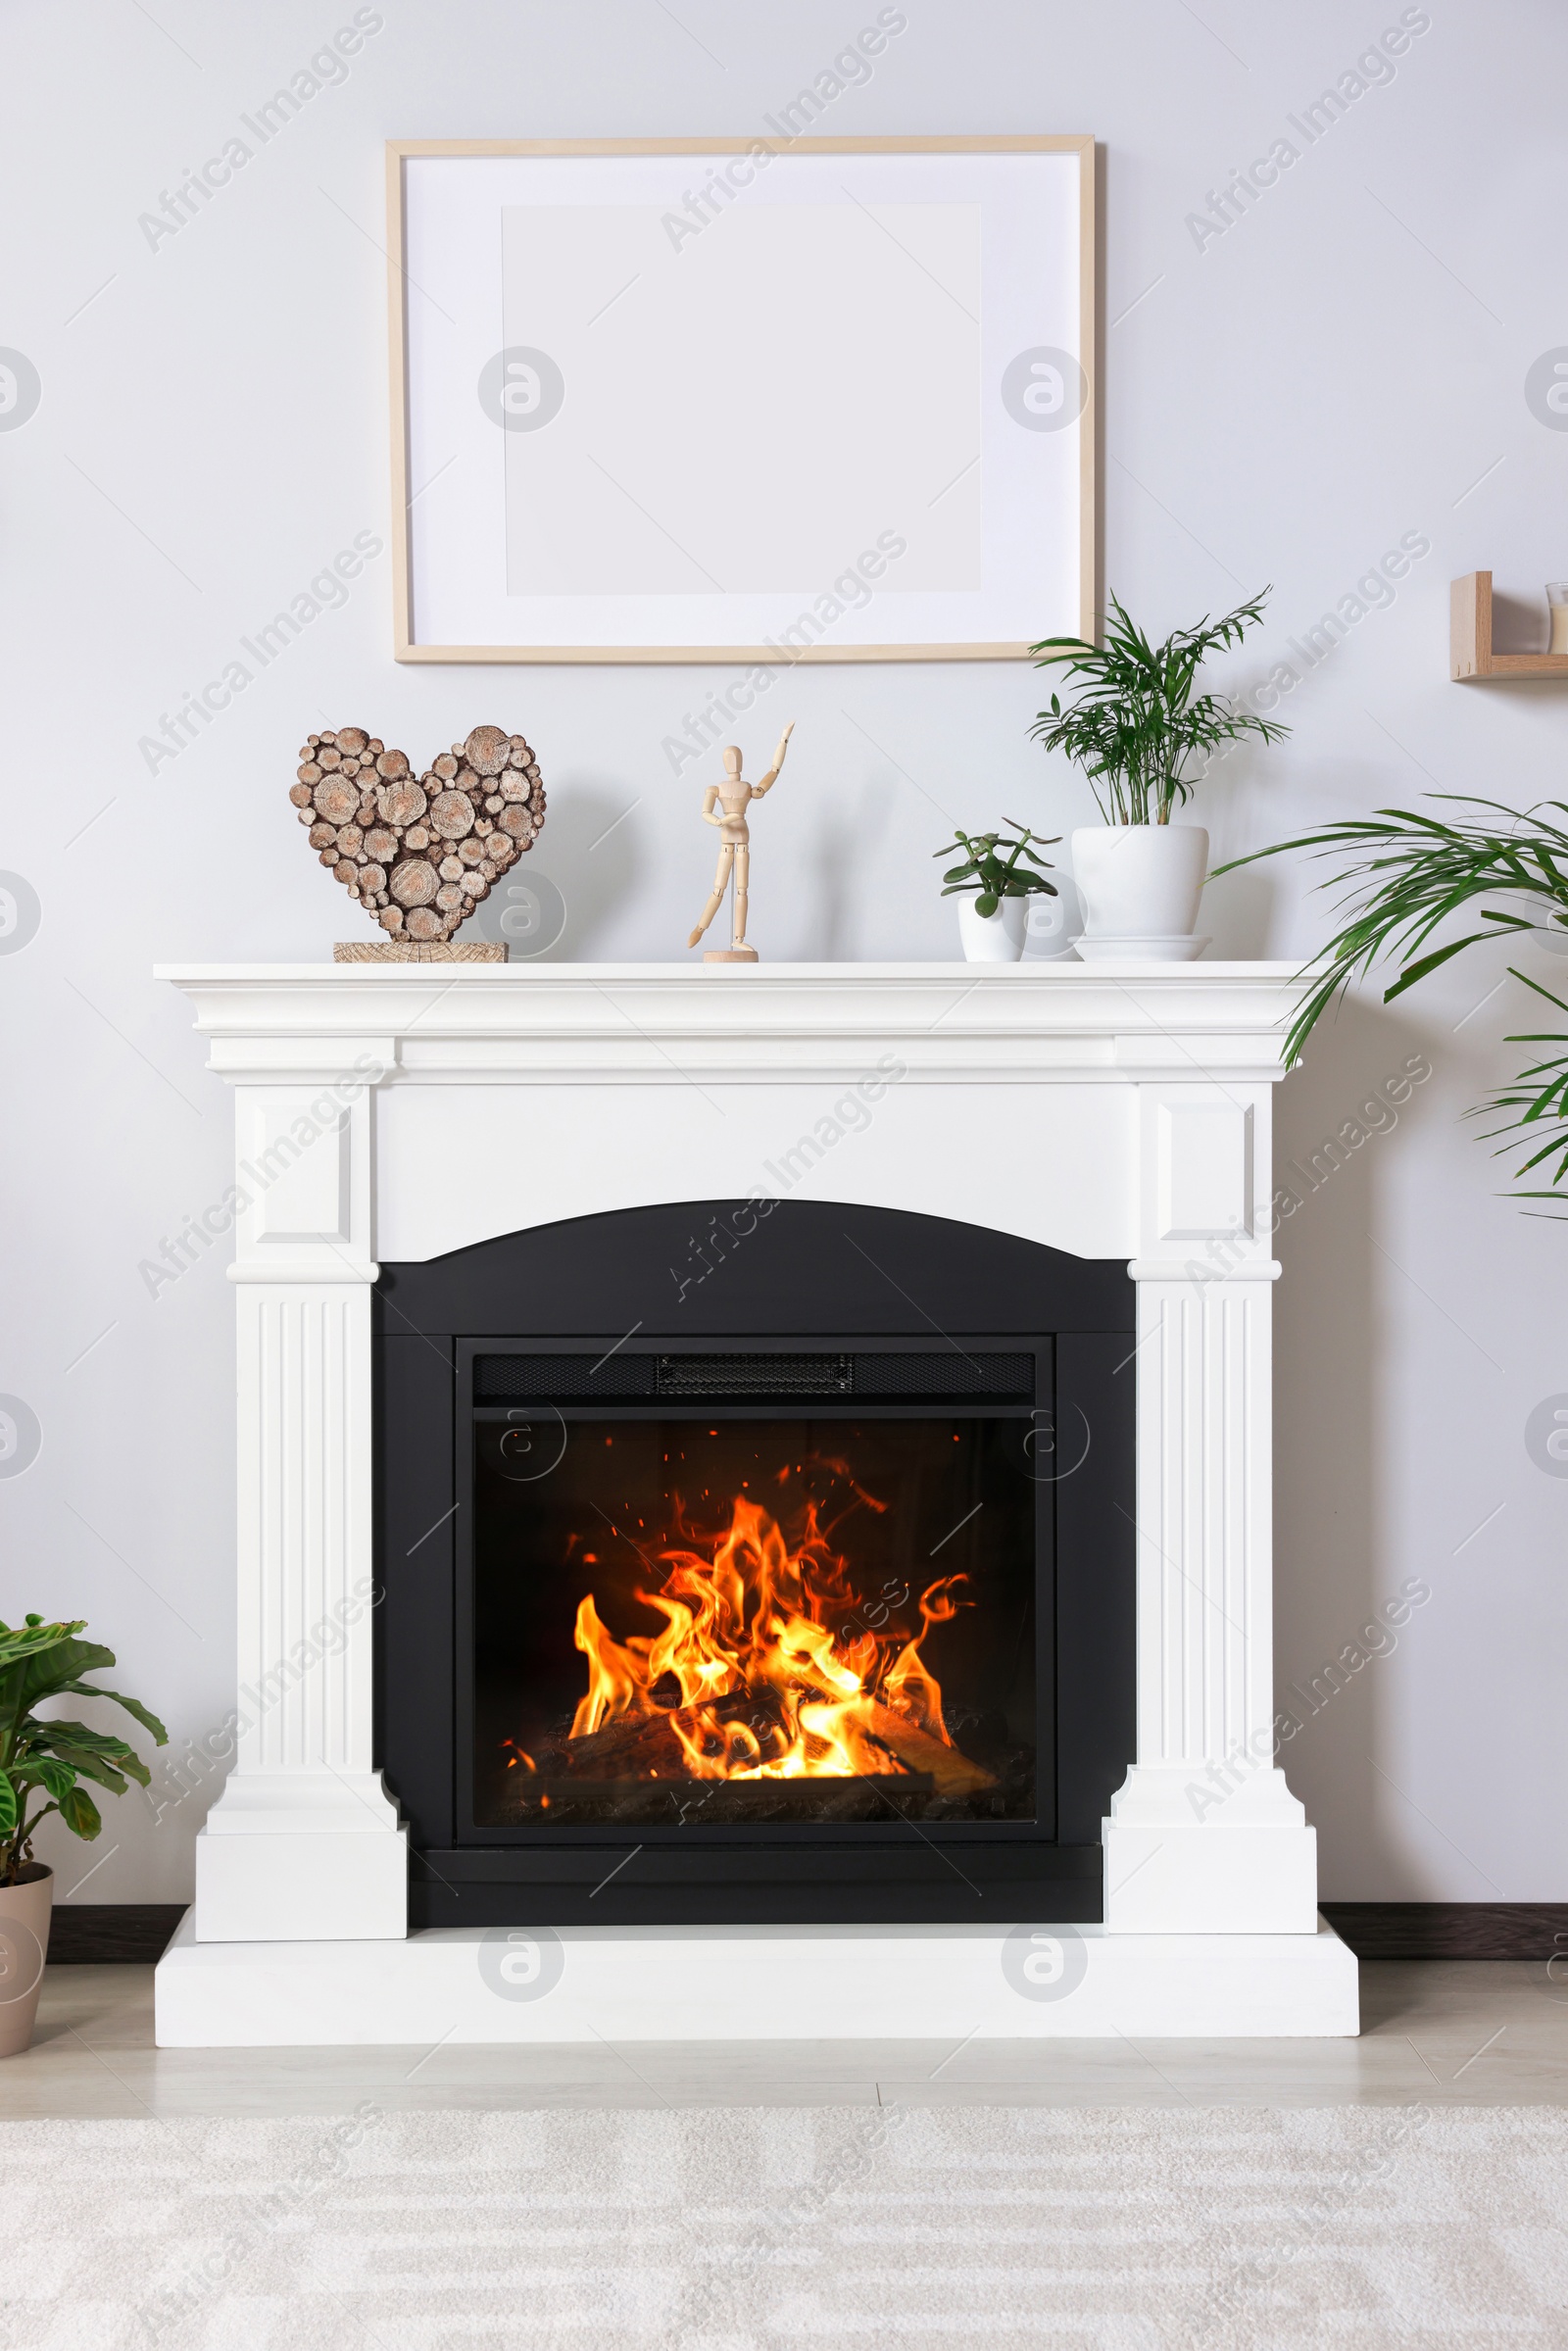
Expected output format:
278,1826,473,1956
3,2104,1568,2350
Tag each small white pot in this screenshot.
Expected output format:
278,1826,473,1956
1071,824,1210,960
956,895,1027,962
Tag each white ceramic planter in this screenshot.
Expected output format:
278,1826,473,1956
1071,824,1210,960
956,895,1027,962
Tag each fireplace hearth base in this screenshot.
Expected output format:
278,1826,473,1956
155,1910,1357,2044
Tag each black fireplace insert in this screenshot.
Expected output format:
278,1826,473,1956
374,1200,1135,1927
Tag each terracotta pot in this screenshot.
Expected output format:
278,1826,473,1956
0,1865,52,2057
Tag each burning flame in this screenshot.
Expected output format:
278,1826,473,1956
566,1493,978,1784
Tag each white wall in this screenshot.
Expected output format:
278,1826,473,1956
3,0,1564,1905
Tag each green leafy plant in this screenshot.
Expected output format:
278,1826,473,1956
935,822,1058,919
1030,589,1290,824
0,1617,167,1885
1215,795,1568,1204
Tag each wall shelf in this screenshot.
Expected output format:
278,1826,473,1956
1451,571,1568,680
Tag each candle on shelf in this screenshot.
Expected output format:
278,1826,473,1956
1549,582,1568,658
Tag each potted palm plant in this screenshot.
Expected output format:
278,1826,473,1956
1031,589,1289,958
0,1615,166,2056
1216,796,1568,1200
934,822,1058,961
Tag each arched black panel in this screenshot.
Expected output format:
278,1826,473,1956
374,1198,1134,1340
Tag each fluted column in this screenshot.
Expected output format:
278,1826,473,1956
194,1046,408,1942
1102,1082,1318,1933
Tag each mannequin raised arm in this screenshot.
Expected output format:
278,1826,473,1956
751,720,795,799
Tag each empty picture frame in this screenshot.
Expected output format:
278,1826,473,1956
388,135,1097,664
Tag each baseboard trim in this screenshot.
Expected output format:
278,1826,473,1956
47,1901,1568,1968
1321,1902,1568,1960
48,1905,187,1964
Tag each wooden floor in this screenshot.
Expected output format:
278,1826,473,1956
2,1960,1567,2117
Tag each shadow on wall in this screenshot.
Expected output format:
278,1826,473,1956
1271,990,1437,1893
506,779,640,959
1201,863,1276,957
797,772,898,959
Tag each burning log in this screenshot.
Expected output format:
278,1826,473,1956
550,1712,686,1782
861,1700,997,1798
536,1490,1003,1797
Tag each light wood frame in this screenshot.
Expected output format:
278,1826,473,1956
386,134,1099,666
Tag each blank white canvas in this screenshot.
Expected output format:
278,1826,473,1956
501,203,982,597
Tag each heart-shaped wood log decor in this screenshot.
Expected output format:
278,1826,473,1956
290,723,546,943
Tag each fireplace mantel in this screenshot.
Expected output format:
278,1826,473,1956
158,958,1311,1083
153,958,1357,2042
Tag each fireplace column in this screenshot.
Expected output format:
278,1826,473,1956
1102,1080,1317,1934
192,1041,408,1941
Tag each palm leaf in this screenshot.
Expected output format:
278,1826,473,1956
1224,798,1568,1204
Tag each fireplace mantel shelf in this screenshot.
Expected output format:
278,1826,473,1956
155,959,1317,1086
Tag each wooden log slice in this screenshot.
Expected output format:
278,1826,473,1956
435,882,464,912
390,857,439,908
431,753,460,782
364,827,399,862
429,789,476,840
404,906,442,941
308,822,336,850
335,824,364,857
313,777,360,825
375,746,410,780
336,726,368,757
464,724,511,776
360,864,386,895
289,783,314,808
498,805,538,841
297,762,322,786
376,780,426,828
458,836,486,865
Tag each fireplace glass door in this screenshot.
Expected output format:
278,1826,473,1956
469,1399,1040,1832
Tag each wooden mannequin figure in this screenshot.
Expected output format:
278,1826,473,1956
686,721,794,962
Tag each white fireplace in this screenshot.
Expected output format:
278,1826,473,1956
152,960,1356,2042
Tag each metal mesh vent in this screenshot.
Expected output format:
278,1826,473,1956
474,1353,656,1402
852,1351,1032,1398
657,1353,853,1397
